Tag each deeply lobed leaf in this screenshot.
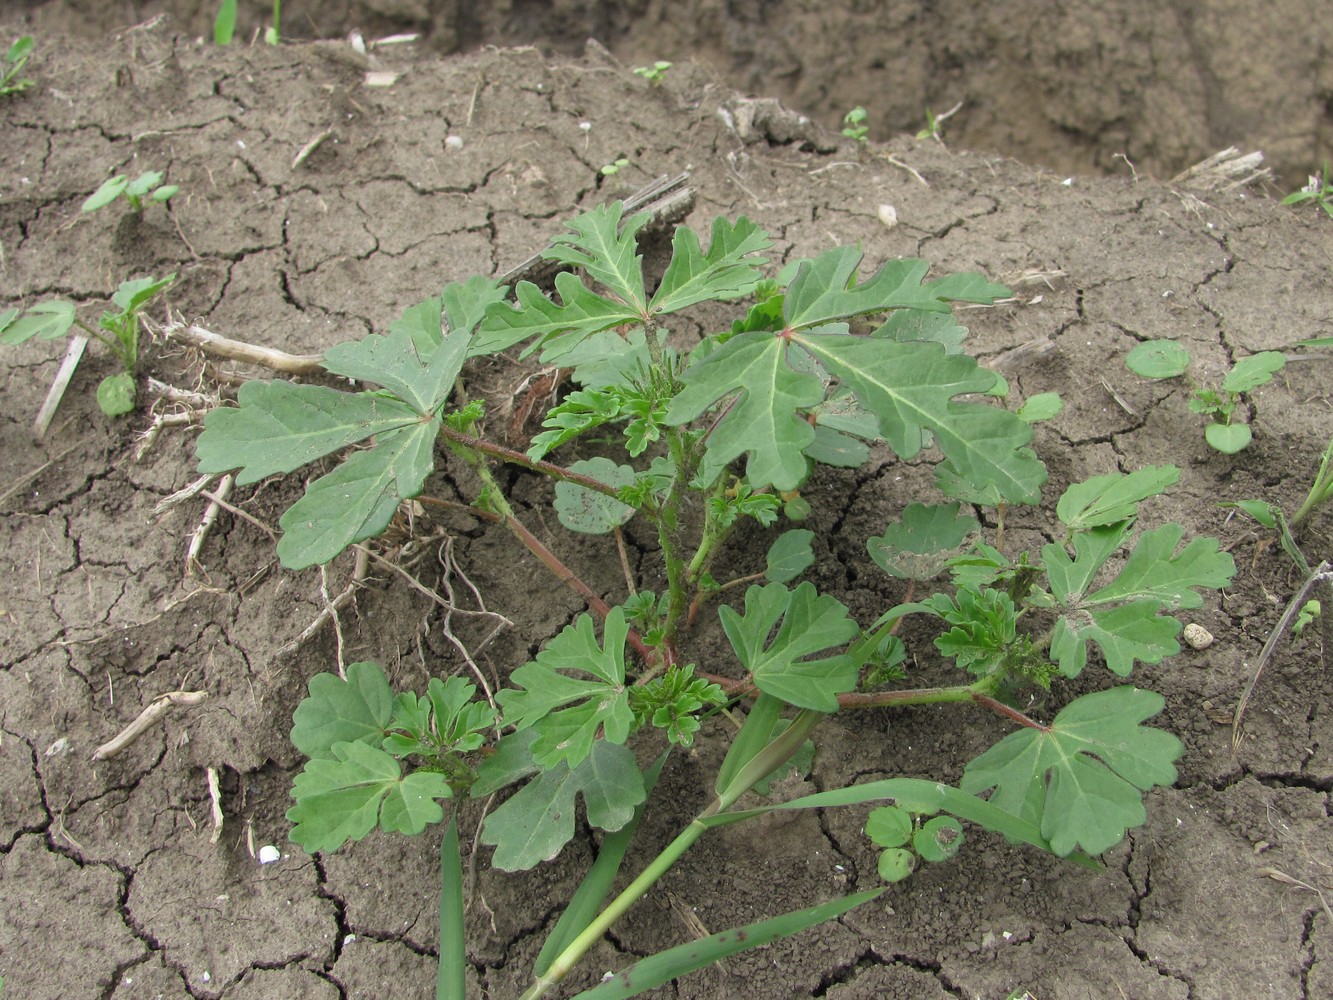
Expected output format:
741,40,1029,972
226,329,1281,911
288,739,452,853
719,581,859,711
496,609,633,769
961,686,1182,856
479,738,646,871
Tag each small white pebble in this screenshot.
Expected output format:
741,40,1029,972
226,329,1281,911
258,845,281,864
1061,177,1074,186
445,135,465,151
343,934,357,945
877,204,898,229
1183,623,1214,650
202,972,211,983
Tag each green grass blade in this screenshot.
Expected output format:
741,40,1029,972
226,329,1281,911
534,752,668,976
713,692,781,797
213,0,237,44
567,889,884,999
437,814,466,1000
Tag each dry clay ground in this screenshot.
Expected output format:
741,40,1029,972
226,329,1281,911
1,22,1332,1000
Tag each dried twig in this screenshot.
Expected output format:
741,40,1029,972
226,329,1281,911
188,473,234,574
1233,560,1333,753
33,335,88,439
207,765,224,844
91,690,209,760
276,546,371,657
148,315,325,375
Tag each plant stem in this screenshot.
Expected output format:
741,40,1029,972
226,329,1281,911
436,424,627,500
657,425,694,640
518,709,823,1000
437,815,466,1000
1289,436,1333,527
440,440,658,661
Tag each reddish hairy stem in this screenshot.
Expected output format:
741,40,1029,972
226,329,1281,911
417,495,659,663
437,424,625,499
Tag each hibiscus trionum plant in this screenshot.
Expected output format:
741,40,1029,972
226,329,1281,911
195,205,1235,998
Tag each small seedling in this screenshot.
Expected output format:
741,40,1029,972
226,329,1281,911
632,61,672,85
0,273,175,416
600,157,630,176
82,171,179,214
842,106,868,144
916,100,963,143
0,36,34,96
1281,163,1333,218
1125,339,1286,454
214,0,281,45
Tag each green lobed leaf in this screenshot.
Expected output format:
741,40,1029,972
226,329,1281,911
291,661,395,759
782,247,1005,331
648,215,771,313
287,739,452,853
320,323,469,414
196,380,421,484
1056,466,1180,531
718,581,859,711
961,686,1182,856
664,328,825,490
1085,523,1235,610
0,300,77,344
276,419,439,569
472,272,641,357
479,739,646,871
496,609,633,769
1049,600,1183,678
867,502,980,581
1043,521,1233,676
542,202,650,312
444,274,507,339
527,387,624,461
553,458,636,534
794,332,1047,504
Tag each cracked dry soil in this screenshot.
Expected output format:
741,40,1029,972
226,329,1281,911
1,14,1332,1000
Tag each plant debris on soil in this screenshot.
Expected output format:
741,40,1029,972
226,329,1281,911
1,10,1331,1000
